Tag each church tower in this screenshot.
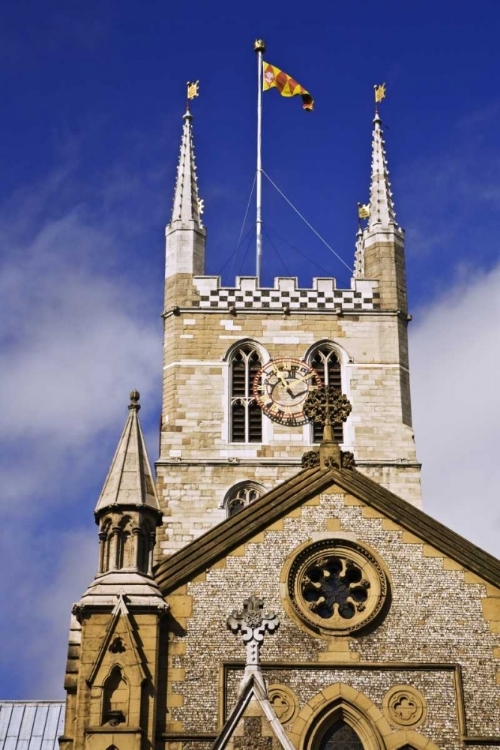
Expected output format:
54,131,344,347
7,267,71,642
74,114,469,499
57,85,500,750
156,107,420,556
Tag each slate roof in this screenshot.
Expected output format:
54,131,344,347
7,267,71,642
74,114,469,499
0,702,64,750
155,464,500,593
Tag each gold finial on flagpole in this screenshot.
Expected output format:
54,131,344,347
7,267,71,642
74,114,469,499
254,39,266,53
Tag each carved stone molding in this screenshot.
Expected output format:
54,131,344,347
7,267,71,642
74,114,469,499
302,449,355,471
268,684,299,724
301,450,320,469
382,685,427,728
284,539,389,636
227,595,279,665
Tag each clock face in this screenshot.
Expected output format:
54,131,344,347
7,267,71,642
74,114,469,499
253,358,322,426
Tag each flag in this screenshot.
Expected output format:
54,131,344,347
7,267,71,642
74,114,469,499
187,81,200,100
263,62,314,111
357,203,370,219
374,83,386,104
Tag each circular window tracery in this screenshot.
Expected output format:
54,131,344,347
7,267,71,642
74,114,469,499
286,539,388,635
302,556,370,620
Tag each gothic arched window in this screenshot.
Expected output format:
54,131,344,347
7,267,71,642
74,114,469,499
102,666,128,725
224,482,264,517
309,345,343,443
230,344,263,443
318,720,364,750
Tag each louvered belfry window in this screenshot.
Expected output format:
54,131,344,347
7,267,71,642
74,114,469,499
311,346,343,443
230,345,263,443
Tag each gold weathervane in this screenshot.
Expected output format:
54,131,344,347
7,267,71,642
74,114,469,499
374,83,386,104
357,202,370,220
187,80,200,102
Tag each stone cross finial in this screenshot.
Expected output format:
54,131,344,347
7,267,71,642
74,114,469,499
303,386,352,437
303,387,355,470
227,595,279,665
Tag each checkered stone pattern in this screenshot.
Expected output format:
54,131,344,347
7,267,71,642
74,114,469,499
194,287,379,311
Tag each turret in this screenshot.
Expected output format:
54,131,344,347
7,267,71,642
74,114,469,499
61,393,167,750
165,109,206,306
88,389,163,593
362,112,407,312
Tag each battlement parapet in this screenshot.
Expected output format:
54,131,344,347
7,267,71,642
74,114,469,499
192,276,379,311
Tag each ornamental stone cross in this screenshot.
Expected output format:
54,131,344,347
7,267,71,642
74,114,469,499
303,385,352,433
303,386,354,470
227,595,279,665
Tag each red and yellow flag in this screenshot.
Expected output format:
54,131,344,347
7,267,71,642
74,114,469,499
262,61,314,111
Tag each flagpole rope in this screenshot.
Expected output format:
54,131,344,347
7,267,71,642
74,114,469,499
218,225,253,276
236,175,256,253
230,175,256,276
262,170,352,272
237,223,255,277
263,226,292,276
266,225,336,278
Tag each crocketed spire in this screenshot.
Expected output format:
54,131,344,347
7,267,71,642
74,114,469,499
94,391,160,516
368,114,398,231
170,110,203,227
353,225,364,278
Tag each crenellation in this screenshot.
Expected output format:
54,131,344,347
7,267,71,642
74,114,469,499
188,275,379,312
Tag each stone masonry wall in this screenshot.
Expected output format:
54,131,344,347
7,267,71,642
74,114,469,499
157,279,420,555
164,488,500,747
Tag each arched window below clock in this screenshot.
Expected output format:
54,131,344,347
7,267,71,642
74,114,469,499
228,342,264,443
223,481,265,517
307,343,344,443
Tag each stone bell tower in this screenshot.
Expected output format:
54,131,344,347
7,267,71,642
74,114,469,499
156,107,421,557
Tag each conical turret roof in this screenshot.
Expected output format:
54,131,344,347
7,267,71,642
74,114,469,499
94,391,160,516
368,113,399,231
170,110,203,227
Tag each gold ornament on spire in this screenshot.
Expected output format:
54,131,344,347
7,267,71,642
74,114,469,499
374,83,386,104
357,202,370,220
187,80,200,101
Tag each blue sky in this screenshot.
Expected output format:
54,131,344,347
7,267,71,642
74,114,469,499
0,0,499,698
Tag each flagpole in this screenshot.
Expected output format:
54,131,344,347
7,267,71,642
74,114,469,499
254,39,265,284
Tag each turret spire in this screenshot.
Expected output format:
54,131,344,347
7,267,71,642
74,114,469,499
165,109,206,284
94,390,160,516
353,225,364,278
170,110,203,227
368,113,398,231
75,392,164,609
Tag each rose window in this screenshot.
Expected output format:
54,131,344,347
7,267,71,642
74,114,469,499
286,539,388,636
302,556,369,620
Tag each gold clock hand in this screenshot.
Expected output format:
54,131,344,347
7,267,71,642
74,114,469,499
271,366,289,387
294,372,315,385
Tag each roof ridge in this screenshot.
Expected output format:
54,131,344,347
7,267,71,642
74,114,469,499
155,465,500,594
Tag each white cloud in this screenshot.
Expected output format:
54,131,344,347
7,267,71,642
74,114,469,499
0,162,162,698
0,525,96,699
410,262,500,556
